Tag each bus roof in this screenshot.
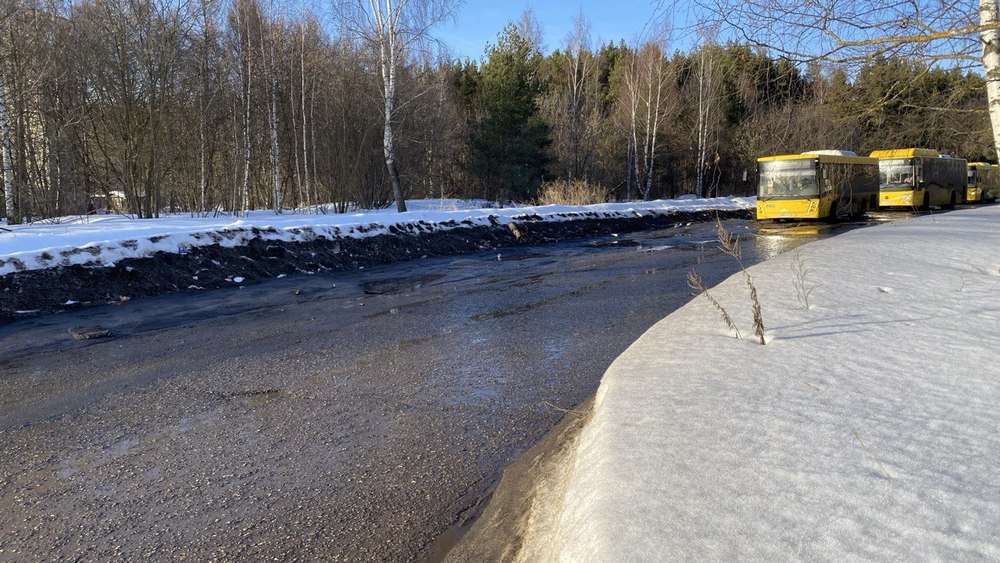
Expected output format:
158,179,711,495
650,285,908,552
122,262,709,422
967,162,999,168
869,148,941,159
757,153,877,165
803,150,857,157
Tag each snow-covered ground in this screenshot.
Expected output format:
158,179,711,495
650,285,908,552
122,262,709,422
0,197,753,276
523,205,1000,560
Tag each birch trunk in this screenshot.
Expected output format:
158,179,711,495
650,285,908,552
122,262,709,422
981,0,1000,164
0,66,16,224
301,24,311,210
310,82,318,211
628,77,639,200
568,47,582,181
269,69,281,213
624,139,634,200
267,7,281,213
241,36,251,216
644,57,664,198
640,63,653,200
199,98,207,214
290,55,302,208
230,94,240,214
371,0,406,212
695,48,712,198
198,1,210,215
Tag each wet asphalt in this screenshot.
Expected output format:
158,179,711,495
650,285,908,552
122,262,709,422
0,216,888,561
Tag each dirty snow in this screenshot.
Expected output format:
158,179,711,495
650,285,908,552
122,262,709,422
0,197,753,276
535,206,1000,560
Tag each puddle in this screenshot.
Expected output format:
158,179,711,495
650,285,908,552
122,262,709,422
640,245,675,253
495,252,551,261
641,239,714,252
418,501,486,563
361,273,444,295
430,364,510,409
471,301,546,321
588,239,640,248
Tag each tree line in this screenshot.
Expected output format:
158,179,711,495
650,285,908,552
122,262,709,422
0,1,992,224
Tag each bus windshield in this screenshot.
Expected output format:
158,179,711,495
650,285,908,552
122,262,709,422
758,159,819,197
879,158,914,188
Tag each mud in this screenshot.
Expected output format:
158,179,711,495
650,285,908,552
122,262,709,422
438,399,595,563
0,209,749,321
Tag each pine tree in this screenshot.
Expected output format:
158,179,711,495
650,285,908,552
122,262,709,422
472,23,551,203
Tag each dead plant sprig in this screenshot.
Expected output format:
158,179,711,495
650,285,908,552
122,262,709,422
853,431,893,479
715,217,766,345
790,249,821,310
715,217,743,264
746,279,766,344
688,270,742,339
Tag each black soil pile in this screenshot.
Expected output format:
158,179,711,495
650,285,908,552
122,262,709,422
0,209,750,321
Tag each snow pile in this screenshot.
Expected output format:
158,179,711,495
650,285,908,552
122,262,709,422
0,197,753,276
544,206,1000,560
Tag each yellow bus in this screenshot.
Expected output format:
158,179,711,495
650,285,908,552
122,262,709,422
870,148,967,209
756,151,879,221
966,162,1000,203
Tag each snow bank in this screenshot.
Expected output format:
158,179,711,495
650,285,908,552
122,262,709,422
544,206,1000,560
0,197,753,276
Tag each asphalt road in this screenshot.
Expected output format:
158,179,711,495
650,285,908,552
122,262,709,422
0,217,874,561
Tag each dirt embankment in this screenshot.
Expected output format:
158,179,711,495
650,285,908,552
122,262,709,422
0,209,750,321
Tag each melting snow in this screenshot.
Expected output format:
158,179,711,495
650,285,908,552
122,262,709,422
531,205,1000,560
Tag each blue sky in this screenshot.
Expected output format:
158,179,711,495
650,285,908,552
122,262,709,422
436,0,687,61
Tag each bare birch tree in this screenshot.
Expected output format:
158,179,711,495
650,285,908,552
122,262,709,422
616,40,675,200
196,0,216,214
695,41,721,197
548,12,600,182
0,2,19,223
982,0,1000,160
265,0,281,213
618,47,642,200
231,0,256,215
337,0,459,212
298,20,312,210
639,43,672,198
0,65,15,224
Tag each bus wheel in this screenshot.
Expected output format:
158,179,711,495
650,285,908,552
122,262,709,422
828,202,839,222
920,193,931,211
945,191,957,209
857,199,869,219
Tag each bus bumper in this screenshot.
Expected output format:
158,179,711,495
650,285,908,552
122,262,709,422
880,189,921,208
756,198,820,220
